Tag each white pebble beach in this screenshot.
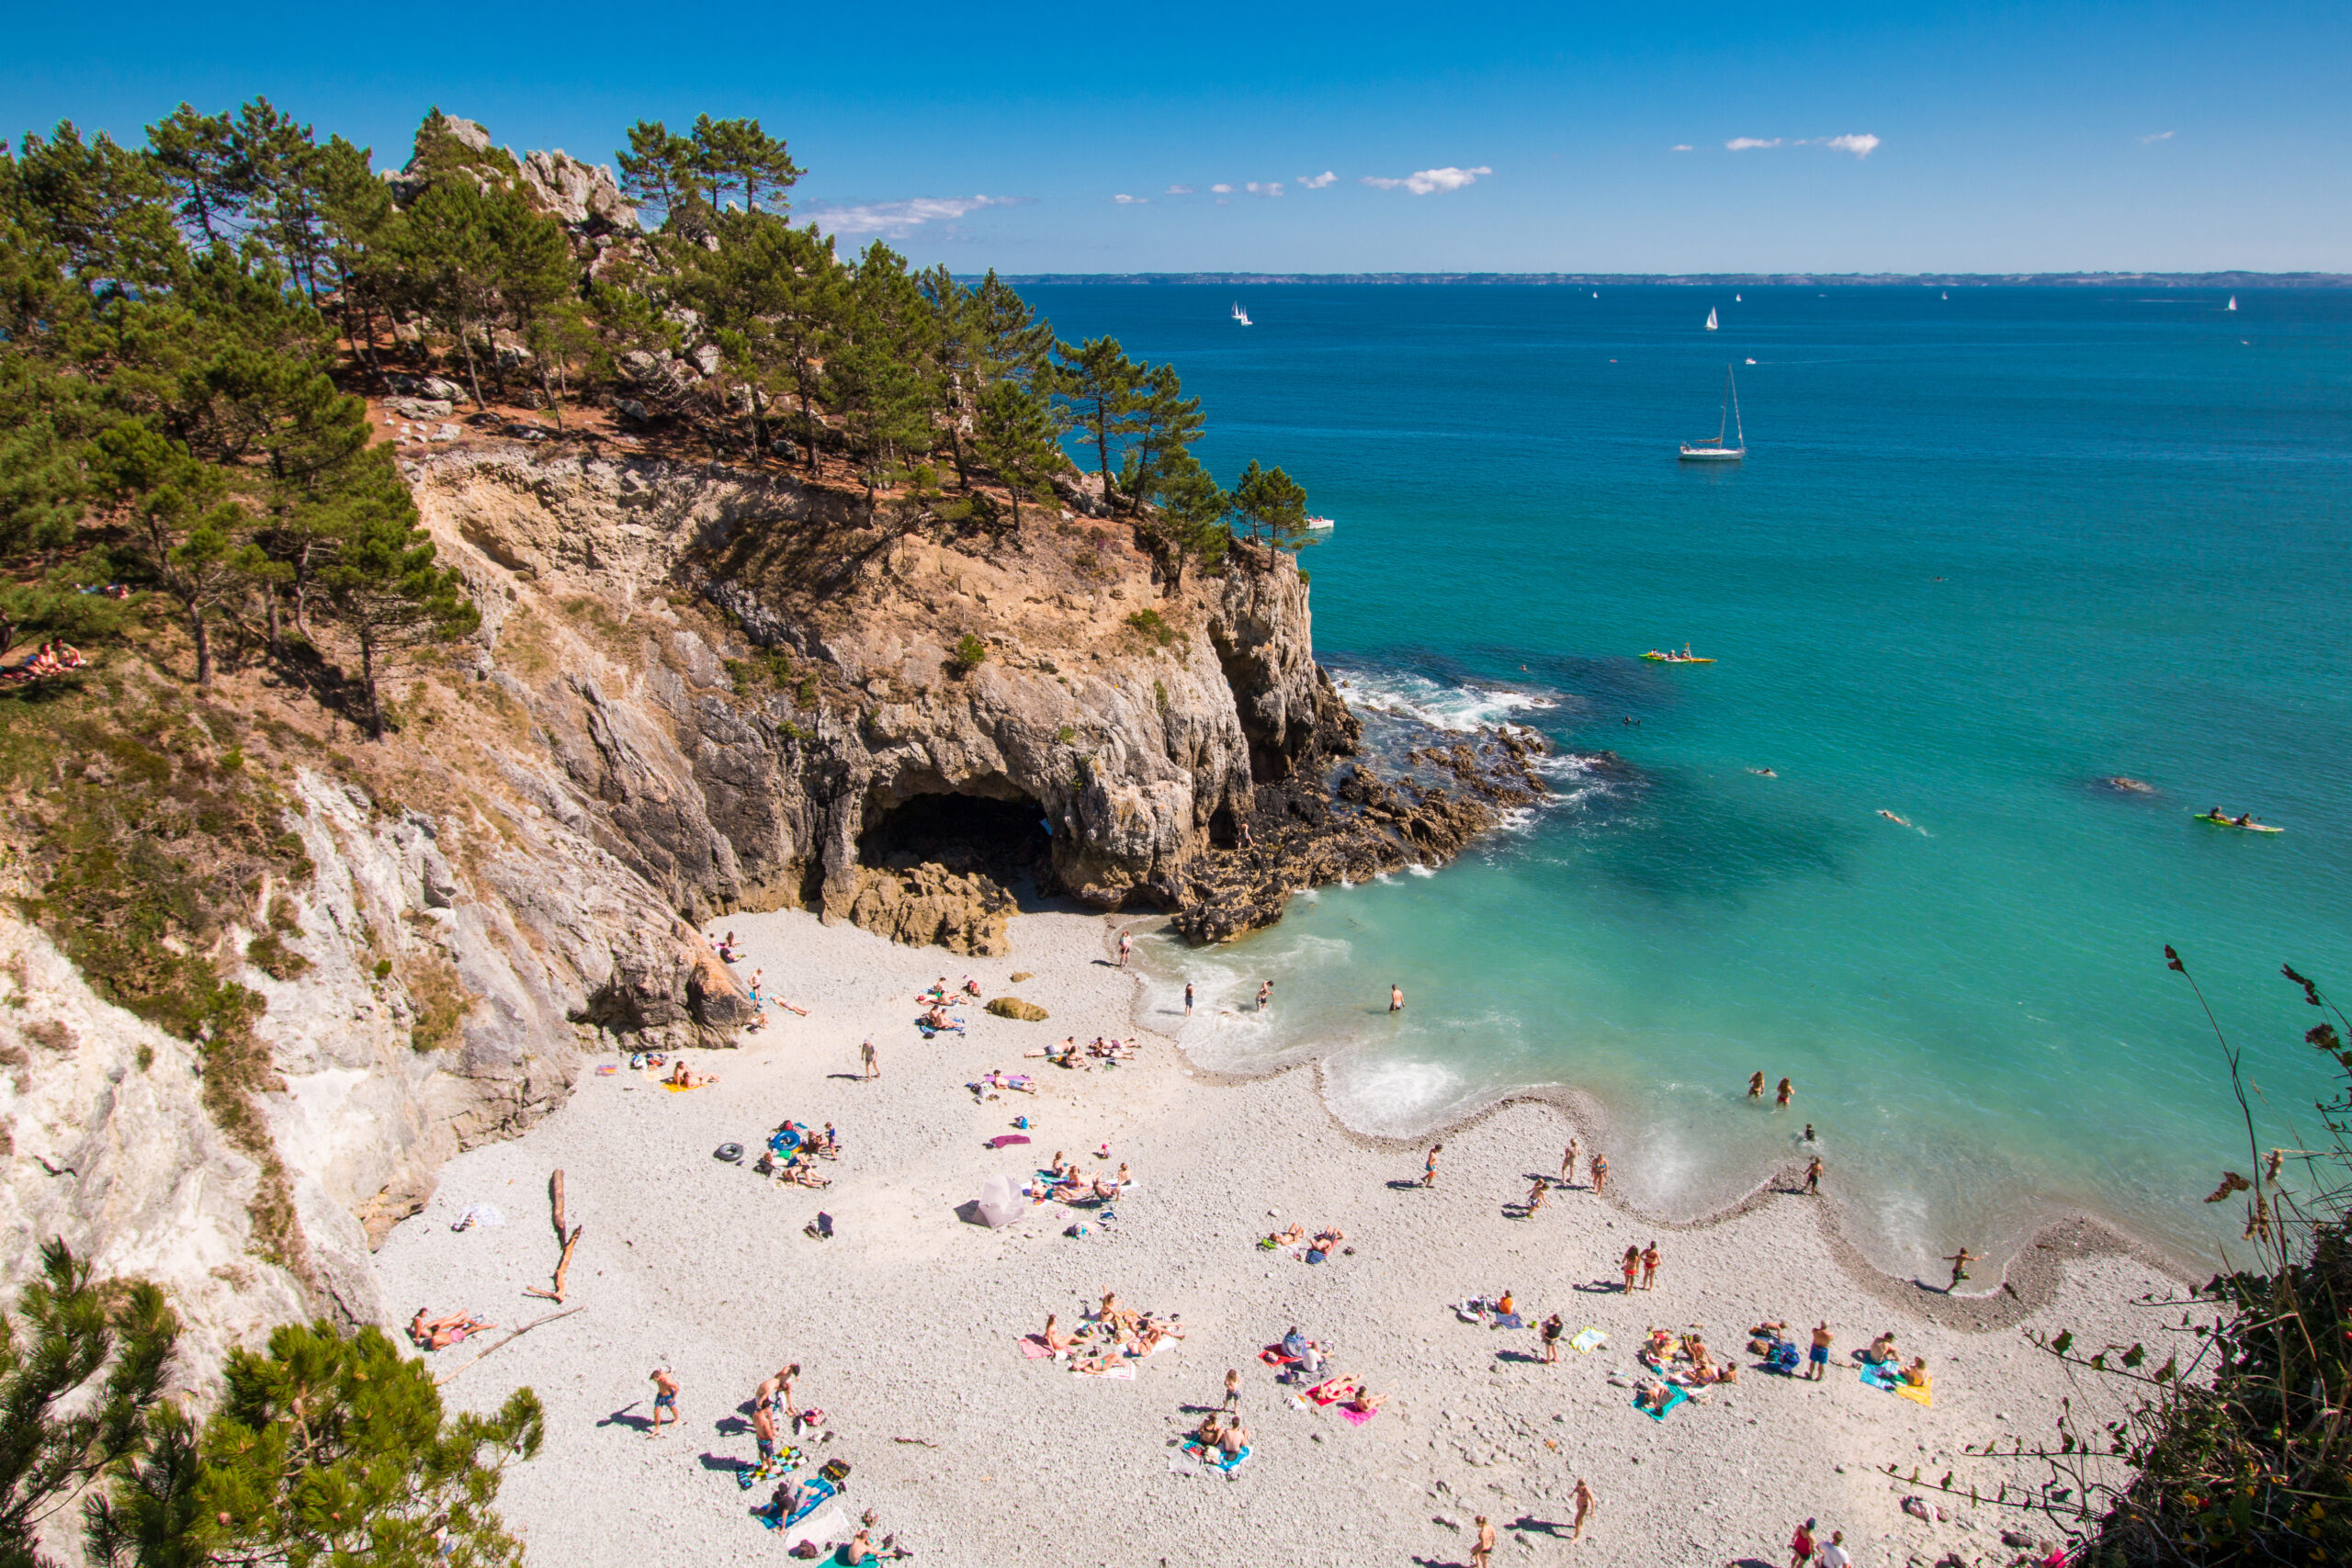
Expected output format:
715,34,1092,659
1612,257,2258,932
375,907,2193,1567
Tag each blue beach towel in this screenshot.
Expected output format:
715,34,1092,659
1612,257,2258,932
1860,1363,1901,1393
1633,1386,1690,1422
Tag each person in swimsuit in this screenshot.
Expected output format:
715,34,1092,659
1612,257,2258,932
1808,1322,1834,1381
1571,1478,1597,1540
1471,1516,1496,1568
1525,1177,1547,1214
1621,1245,1641,1292
650,1368,680,1436
1540,1312,1565,1363
861,1040,877,1079
1776,1077,1793,1108
1590,1153,1609,1194
1423,1143,1442,1189
1390,984,1405,1012
1256,979,1272,1010
1804,1155,1824,1195
1640,1243,1660,1291
1945,1247,1978,1290
408,1309,493,1350
1747,1071,1766,1099
1184,982,1193,1015
1788,1518,1817,1567
1117,930,1132,966
1561,1139,1579,1182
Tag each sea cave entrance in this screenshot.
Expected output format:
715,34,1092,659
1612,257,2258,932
857,785,1056,892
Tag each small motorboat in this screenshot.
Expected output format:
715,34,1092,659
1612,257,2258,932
1302,515,1335,531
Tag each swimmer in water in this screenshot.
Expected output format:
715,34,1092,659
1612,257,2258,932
1878,809,1911,827
1748,767,1777,776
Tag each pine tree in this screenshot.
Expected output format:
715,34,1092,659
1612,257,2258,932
0,1239,182,1568
1227,457,1314,551
973,380,1066,525
392,181,504,408
144,105,252,246
183,1322,542,1568
97,424,259,688
1136,449,1229,587
1117,363,1204,507
688,116,802,213
315,458,480,739
616,119,707,233
1055,336,1143,513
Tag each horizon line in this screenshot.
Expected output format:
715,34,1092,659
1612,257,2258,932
967,269,2351,288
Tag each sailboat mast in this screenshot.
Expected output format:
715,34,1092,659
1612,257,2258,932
1729,367,1744,448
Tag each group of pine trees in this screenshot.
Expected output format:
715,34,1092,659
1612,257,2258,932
0,99,1309,741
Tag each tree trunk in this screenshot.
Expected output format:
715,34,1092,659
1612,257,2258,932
263,581,282,656
359,627,384,740
1093,408,1113,512
458,326,487,411
189,607,214,688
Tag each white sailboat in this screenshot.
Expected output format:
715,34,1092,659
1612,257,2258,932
1231,301,1252,325
1705,307,1719,331
1679,365,1747,462
1735,293,1742,302
1941,290,1949,299
2226,295,2238,311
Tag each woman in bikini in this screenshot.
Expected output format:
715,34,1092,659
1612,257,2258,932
409,1309,494,1349
1621,1245,1642,1293
1042,1314,1075,1352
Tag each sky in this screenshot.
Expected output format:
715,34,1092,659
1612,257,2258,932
6,1,2348,274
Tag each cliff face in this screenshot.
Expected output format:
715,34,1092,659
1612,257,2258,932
4,446,1532,1371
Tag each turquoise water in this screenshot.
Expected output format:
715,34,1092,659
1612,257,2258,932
1022,282,2352,1273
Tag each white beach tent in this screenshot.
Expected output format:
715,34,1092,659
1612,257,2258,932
975,1174,1028,1227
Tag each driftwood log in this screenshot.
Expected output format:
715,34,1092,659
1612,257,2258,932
524,1168,585,1303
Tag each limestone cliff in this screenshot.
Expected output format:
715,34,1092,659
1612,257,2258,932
3,444,1536,1375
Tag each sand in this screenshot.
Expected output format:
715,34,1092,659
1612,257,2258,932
374,908,2197,1568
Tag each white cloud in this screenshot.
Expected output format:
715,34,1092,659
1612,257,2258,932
1210,183,1234,194
1725,133,1881,158
1112,193,1149,204
1165,183,1195,195
1670,144,1694,152
1360,164,1493,195
2141,130,2175,143
802,194,1022,237
1246,180,1284,197
1299,170,1337,188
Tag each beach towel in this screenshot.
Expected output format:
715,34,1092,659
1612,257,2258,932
1016,1335,1057,1360
594,1064,618,1076
1339,1404,1379,1427
1895,1380,1934,1407
664,1081,706,1092
1210,1444,1251,1473
1860,1364,1902,1393
779,1502,854,1553
761,1476,840,1531
1071,1361,1137,1380
1305,1380,1351,1405
987,1134,1032,1150
449,1203,504,1232
1568,1327,1608,1354
1493,1312,1526,1330
1260,1346,1297,1368
1633,1386,1690,1422
1767,1342,1803,1374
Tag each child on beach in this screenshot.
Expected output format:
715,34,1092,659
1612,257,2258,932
650,1368,680,1436
1525,1177,1547,1213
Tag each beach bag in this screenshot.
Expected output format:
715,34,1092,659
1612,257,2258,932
819,1458,851,1485
1305,1249,1327,1264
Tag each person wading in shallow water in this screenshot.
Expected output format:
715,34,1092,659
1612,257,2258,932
1945,1247,1979,1291
1804,1155,1823,1195
1390,983,1405,1012
1776,1077,1794,1109
1747,1071,1766,1100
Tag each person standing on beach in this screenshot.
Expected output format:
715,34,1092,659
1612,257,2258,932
1540,1312,1564,1363
1788,1517,1817,1566
1808,1322,1834,1381
1256,980,1272,1011
1776,1077,1794,1109
1184,982,1193,1016
1817,1529,1851,1568
1423,1143,1442,1188
649,1367,680,1437
1620,1245,1640,1293
860,1041,877,1080
1590,1153,1609,1194
1640,1242,1660,1291
751,1394,779,1474
1472,1516,1496,1568
1571,1478,1596,1540
755,1363,799,1427
1390,984,1405,1012
1117,929,1132,966
1748,1071,1766,1100
1222,1368,1240,1412
1804,1155,1823,1195
1945,1247,1978,1291
1561,1139,1579,1183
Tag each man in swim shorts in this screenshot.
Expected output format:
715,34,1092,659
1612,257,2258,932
650,1367,680,1436
1808,1323,1834,1381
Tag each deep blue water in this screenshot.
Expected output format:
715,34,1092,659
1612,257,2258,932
1018,282,2352,1272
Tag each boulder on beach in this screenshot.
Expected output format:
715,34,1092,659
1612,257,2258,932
986,997,1048,1021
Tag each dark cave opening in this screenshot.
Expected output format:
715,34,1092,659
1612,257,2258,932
857,788,1056,889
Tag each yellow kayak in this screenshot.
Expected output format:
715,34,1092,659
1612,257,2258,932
2195,812,2283,833
1642,651,1716,663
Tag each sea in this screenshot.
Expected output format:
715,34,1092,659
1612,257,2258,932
1015,280,2352,1277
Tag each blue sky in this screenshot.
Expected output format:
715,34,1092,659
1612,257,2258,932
6,1,2347,273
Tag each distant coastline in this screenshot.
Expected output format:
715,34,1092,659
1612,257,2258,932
989,269,2352,288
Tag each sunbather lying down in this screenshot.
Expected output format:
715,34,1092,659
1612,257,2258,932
1634,1379,1676,1413
409,1309,495,1349
1261,1223,1306,1248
